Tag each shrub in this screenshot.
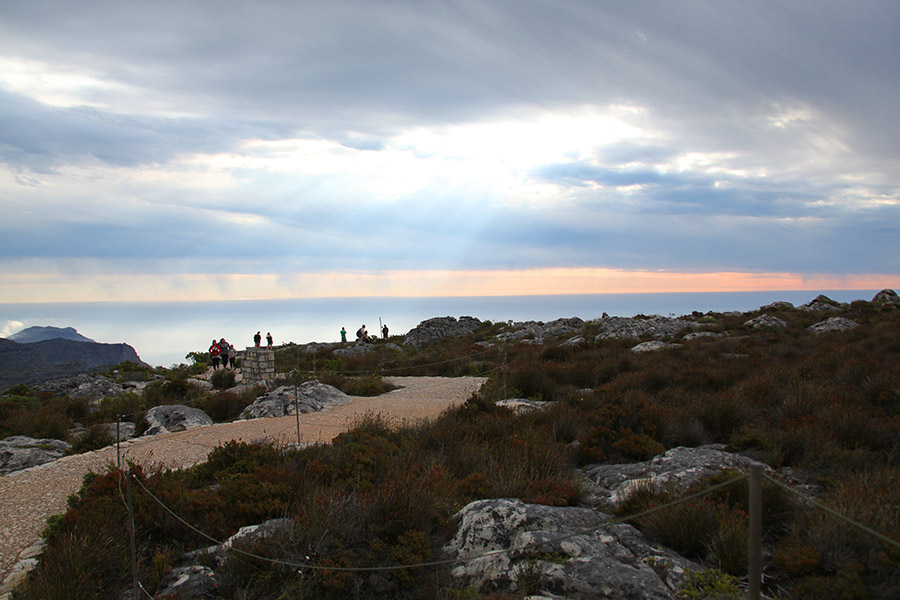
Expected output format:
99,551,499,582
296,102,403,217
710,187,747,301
675,568,742,600
209,368,235,390
69,424,115,454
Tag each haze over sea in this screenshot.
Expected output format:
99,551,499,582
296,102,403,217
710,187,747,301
0,289,886,368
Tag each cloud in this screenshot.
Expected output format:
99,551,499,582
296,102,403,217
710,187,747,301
1,320,24,338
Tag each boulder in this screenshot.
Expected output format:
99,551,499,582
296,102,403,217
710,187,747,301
100,421,136,441
593,316,698,341
304,342,336,354
872,288,900,306
807,317,858,334
681,331,723,341
631,341,680,353
743,314,787,329
0,436,72,475
582,445,762,507
443,498,698,599
154,565,219,599
562,335,586,347
240,381,351,419
496,398,549,414
404,316,484,346
143,405,213,436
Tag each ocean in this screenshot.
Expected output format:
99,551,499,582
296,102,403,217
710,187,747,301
0,289,886,368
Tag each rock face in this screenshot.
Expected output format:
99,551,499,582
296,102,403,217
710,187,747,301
36,373,158,402
495,398,549,414
807,317,858,334
0,436,72,475
593,316,698,341
404,316,483,346
240,381,351,419
743,314,787,329
0,337,145,389
873,288,900,306
443,498,698,599
143,405,213,436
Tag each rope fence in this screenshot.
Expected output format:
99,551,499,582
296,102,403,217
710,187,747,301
115,461,900,600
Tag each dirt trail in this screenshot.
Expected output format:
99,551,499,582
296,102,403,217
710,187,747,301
0,376,485,578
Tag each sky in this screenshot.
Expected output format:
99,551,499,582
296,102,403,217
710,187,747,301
1,0,899,310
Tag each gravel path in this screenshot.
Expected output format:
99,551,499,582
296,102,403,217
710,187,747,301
0,376,485,578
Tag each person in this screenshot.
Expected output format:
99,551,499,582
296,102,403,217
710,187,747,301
228,344,237,369
340,327,347,343
219,338,229,369
356,324,368,342
254,331,261,347
266,332,273,348
382,324,389,340
208,339,221,370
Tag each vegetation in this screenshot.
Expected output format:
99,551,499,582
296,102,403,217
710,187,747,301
5,298,900,599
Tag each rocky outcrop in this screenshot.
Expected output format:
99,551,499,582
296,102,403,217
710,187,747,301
36,374,158,402
759,301,794,311
178,518,294,570
593,316,698,341
142,405,213,436
239,381,351,419
807,317,858,334
496,318,585,343
334,342,376,357
404,316,483,346
872,288,900,306
800,294,843,312
581,445,762,507
443,498,698,599
631,341,681,353
0,436,72,475
0,337,145,390
743,314,787,329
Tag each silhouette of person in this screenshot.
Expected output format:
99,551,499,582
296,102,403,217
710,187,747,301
266,332,273,348
254,331,261,347
382,324,389,340
340,327,347,343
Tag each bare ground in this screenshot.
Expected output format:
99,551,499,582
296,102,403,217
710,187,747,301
0,376,485,578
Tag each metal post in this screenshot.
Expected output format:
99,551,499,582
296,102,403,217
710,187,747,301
116,414,122,473
296,346,301,446
748,463,762,600
125,471,140,600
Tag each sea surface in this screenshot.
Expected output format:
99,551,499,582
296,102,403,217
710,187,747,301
0,289,886,367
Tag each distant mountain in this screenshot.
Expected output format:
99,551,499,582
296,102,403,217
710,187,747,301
0,337,145,390
6,326,95,344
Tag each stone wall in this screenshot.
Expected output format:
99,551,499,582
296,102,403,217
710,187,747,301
242,348,275,385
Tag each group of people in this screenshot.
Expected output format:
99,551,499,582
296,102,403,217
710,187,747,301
253,331,274,348
208,338,236,370
340,323,389,343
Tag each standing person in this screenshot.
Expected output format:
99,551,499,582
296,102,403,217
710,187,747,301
228,344,237,369
219,338,229,369
266,332,273,348
209,339,221,370
340,327,347,343
382,324,389,340
254,331,261,347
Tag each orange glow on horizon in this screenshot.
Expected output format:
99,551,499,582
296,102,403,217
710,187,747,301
0,268,896,304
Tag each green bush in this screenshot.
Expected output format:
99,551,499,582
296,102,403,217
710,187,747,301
209,368,236,390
